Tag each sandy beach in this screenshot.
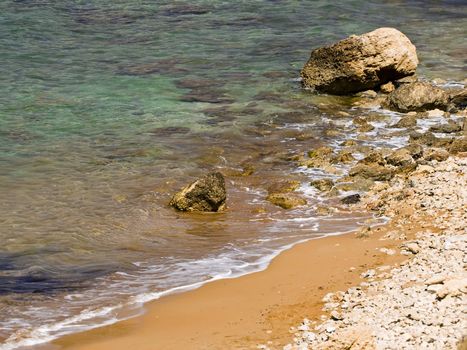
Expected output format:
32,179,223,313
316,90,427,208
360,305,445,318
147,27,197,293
54,220,414,349
54,152,466,350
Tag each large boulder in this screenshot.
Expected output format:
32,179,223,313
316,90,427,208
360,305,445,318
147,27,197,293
385,82,450,112
300,28,418,94
170,172,226,212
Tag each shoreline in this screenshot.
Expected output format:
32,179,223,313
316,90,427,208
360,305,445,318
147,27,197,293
52,216,412,350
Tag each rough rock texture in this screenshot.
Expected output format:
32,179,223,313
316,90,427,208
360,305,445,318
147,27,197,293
385,82,450,112
285,157,467,350
301,28,418,94
169,172,226,212
349,164,394,181
310,178,334,192
266,193,307,209
450,88,467,109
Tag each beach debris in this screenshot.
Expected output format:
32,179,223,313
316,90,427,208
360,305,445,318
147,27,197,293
170,172,226,212
301,27,418,94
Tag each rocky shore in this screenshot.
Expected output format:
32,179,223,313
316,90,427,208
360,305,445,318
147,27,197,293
283,155,466,349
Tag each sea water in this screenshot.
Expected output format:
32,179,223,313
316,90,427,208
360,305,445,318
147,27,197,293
0,1,465,348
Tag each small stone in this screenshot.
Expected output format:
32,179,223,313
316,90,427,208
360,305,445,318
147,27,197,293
436,278,467,299
266,193,307,209
426,109,446,118
425,275,446,285
330,311,344,320
380,81,395,93
341,193,361,204
391,115,417,128
310,178,334,192
429,123,461,134
423,148,449,162
401,242,420,254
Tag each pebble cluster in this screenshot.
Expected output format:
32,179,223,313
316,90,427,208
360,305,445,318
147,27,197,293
283,157,467,350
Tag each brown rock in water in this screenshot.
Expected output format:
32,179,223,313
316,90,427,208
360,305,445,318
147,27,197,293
170,172,226,212
336,177,375,192
310,178,334,192
358,151,386,166
332,150,355,164
448,137,467,154
385,82,450,112
267,180,300,194
409,131,453,148
300,28,418,94
391,115,417,128
349,163,394,181
429,122,462,134
341,193,361,204
266,193,307,209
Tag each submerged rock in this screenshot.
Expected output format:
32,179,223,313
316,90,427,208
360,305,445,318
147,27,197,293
429,122,461,134
266,193,307,209
267,180,301,194
310,178,334,192
391,115,417,128
341,193,361,204
170,172,226,212
385,82,450,112
300,27,418,94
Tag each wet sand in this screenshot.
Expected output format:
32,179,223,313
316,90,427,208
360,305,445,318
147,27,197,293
53,220,416,350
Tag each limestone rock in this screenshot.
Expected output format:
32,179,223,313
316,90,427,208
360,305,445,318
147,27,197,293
310,178,334,192
385,82,450,112
385,148,414,168
267,180,301,194
170,172,226,212
380,81,395,93
266,193,307,209
301,28,418,94
449,88,467,109
436,278,467,299
429,122,461,134
448,137,467,154
402,144,424,159
423,148,449,162
332,150,355,164
349,163,394,181
391,115,417,128
358,151,386,166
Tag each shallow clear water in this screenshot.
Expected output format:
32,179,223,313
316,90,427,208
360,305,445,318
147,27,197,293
0,0,465,348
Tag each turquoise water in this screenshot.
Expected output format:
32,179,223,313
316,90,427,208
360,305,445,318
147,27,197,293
0,1,465,348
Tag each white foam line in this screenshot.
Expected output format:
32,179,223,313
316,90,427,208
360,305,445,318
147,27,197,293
0,225,365,350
